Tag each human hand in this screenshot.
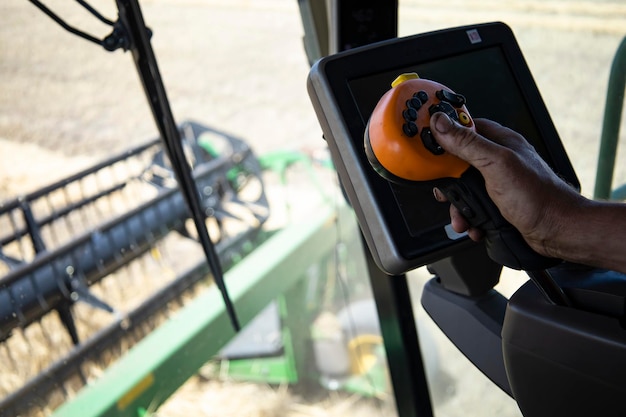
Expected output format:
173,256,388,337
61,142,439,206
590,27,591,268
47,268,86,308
429,112,584,258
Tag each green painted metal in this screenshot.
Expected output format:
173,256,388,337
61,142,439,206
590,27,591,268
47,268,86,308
51,203,356,417
216,294,301,385
277,272,318,384
259,150,333,207
213,351,298,385
594,36,626,200
342,350,390,399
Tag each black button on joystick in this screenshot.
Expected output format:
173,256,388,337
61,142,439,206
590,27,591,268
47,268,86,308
407,97,422,110
436,89,466,108
420,128,444,155
403,107,418,121
403,121,418,137
429,102,459,122
415,90,429,103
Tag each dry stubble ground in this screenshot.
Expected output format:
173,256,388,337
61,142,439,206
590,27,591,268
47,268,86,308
1,0,626,416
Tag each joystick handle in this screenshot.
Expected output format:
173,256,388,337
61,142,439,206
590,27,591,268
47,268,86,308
365,73,560,271
440,168,559,270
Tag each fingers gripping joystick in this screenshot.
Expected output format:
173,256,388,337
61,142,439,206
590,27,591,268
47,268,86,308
364,73,560,271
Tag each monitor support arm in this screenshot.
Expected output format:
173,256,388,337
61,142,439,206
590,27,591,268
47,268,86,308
422,244,512,394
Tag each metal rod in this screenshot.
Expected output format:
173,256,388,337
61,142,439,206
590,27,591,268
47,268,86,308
363,235,435,417
526,269,571,306
115,0,240,330
75,0,115,26
27,0,104,47
593,36,626,200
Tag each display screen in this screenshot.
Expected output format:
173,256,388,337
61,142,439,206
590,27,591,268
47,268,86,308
347,46,552,241
349,47,546,154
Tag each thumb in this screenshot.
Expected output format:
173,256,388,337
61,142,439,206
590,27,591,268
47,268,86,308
430,112,500,169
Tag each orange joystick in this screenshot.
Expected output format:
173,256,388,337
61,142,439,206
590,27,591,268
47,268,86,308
365,73,561,272
365,73,473,183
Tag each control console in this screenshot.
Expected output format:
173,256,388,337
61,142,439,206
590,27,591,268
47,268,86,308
308,22,579,275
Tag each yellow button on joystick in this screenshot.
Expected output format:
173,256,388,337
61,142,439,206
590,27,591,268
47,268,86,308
391,72,419,88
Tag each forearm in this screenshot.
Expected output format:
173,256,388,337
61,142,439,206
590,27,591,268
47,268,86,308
547,199,626,274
